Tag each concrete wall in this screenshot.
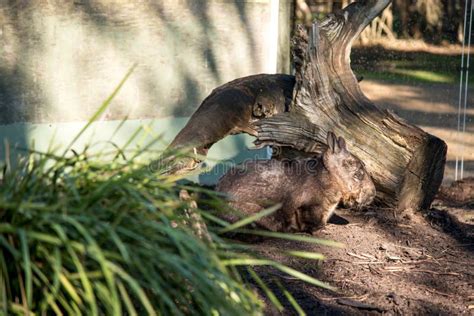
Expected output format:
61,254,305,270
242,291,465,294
0,0,293,183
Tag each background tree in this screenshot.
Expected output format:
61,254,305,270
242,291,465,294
296,0,467,44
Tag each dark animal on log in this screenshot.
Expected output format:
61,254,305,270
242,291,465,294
216,132,376,233
166,0,447,211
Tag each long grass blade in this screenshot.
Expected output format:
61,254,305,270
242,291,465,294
53,224,97,315
218,204,281,234
58,274,83,305
247,267,284,312
232,229,344,248
276,281,306,316
273,265,335,291
9,302,36,316
18,229,32,308
108,116,129,143
117,279,137,316
62,64,137,157
0,252,8,315
30,262,63,315
120,126,143,153
223,258,334,291
285,251,325,260
107,263,156,316
63,217,120,315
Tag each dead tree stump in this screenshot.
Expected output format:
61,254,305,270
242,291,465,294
255,0,447,210
166,0,447,210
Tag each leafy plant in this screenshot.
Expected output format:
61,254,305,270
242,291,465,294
0,66,340,315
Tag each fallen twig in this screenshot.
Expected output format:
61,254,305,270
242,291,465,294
421,286,452,298
360,253,378,260
411,269,462,277
399,259,433,265
347,252,368,260
384,266,405,272
319,293,369,301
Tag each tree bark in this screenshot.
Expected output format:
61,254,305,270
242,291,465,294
255,0,447,210
162,74,294,173
166,0,447,210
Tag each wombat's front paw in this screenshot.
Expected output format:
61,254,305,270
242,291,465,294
309,224,328,235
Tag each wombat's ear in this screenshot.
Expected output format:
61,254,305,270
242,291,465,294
326,132,337,153
337,136,347,152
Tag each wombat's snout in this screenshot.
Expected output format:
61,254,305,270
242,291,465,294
357,180,376,207
341,175,376,209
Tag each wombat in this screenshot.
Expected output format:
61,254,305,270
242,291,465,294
216,132,376,233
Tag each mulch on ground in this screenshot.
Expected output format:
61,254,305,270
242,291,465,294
247,179,474,315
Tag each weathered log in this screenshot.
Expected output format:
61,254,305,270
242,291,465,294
166,0,446,210
155,74,294,174
165,74,294,170
255,0,447,210
166,71,362,170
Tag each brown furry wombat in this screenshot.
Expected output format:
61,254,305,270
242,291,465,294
216,132,376,233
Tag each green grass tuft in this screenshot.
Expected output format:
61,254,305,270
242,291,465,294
0,66,336,315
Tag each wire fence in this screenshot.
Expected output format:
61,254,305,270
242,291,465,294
456,0,473,180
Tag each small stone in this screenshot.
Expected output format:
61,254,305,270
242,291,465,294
387,292,401,305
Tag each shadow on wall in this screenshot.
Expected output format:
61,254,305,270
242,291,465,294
0,3,39,157
0,1,279,165
0,0,268,125
77,0,264,120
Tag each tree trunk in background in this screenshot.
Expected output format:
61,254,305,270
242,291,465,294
295,0,312,26
392,0,462,43
442,0,464,43
255,0,447,211
301,0,465,43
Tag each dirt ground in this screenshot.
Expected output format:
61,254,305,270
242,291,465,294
249,179,474,315
241,42,474,314
248,66,474,315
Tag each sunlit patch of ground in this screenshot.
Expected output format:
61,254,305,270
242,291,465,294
352,40,474,87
